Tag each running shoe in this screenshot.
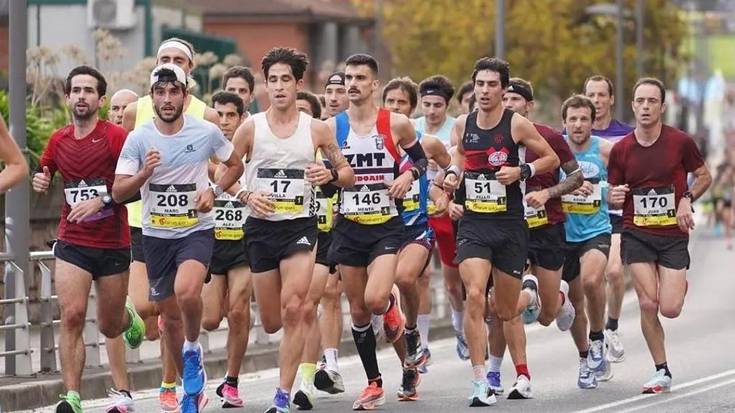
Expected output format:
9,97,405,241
383,286,405,343
507,374,532,399
352,382,385,410
418,348,432,374
314,367,345,394
595,357,614,382
577,358,598,389
521,274,541,324
216,381,244,408
293,376,317,410
456,333,470,361
641,369,672,394
587,338,607,374
404,330,428,368
486,371,504,395
123,298,145,349
468,379,497,407
555,280,575,331
182,343,206,396
265,388,290,413
397,368,421,401
56,393,82,413
604,329,625,362
180,392,207,413
159,386,178,412
105,389,134,412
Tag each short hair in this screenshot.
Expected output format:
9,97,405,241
222,66,255,94
65,65,107,97
561,94,597,122
382,77,418,110
633,77,666,103
457,80,474,104
419,75,455,105
345,53,379,76
297,91,322,119
583,75,614,96
317,94,326,107
158,37,195,61
211,91,244,116
471,57,510,87
261,47,309,81
508,77,534,99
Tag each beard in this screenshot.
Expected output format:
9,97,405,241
72,104,97,121
154,103,185,123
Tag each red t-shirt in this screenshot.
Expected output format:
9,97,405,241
525,123,575,226
40,120,130,249
607,125,704,237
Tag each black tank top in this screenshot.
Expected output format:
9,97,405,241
462,109,524,220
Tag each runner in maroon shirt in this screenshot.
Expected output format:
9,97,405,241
608,77,711,394
482,78,582,398
32,65,144,413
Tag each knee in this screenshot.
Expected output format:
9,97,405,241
145,318,161,341
395,273,416,293
161,313,183,333
365,293,390,316
227,305,250,328
465,287,485,310
282,297,305,328
495,306,515,322
98,321,122,339
60,305,87,331
444,278,462,297
638,297,659,315
582,274,603,293
261,313,282,334
176,288,200,307
301,301,317,325
537,313,554,327
201,316,221,332
606,265,624,283
659,302,682,319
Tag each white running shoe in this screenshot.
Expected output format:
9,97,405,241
555,280,575,331
105,389,134,413
642,369,672,394
468,379,497,407
521,274,541,324
604,329,625,362
577,358,598,389
507,374,532,399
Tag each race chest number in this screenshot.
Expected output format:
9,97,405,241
149,183,198,228
633,186,676,226
256,168,306,214
464,172,507,213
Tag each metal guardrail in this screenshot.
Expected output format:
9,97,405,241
0,254,33,376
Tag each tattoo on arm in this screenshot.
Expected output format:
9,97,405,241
323,142,349,169
546,159,583,199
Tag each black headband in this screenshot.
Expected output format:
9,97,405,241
325,72,345,87
420,88,451,104
506,81,533,102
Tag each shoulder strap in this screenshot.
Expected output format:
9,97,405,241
335,111,350,148
377,108,401,163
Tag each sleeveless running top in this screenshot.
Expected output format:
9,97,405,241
562,136,612,242
246,111,315,221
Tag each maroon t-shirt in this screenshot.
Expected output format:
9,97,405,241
607,125,704,237
525,123,575,226
40,120,130,249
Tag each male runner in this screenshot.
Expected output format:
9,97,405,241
109,89,138,126
229,47,354,413
0,117,28,194
296,91,323,119
608,77,711,393
583,75,634,362
485,78,582,399
32,66,145,413
457,81,475,116
201,90,251,408
326,54,429,410
443,57,559,407
324,71,349,118
559,94,615,389
222,66,256,117
415,75,468,360
113,64,243,413
121,38,220,412
382,76,452,399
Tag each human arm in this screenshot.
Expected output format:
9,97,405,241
496,115,559,185
443,116,467,193
0,118,29,194
391,114,427,199
307,120,355,188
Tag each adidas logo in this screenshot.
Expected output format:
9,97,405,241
225,201,234,208
78,180,89,188
296,236,311,246
647,189,657,196
166,185,177,192
275,170,287,179
360,185,370,192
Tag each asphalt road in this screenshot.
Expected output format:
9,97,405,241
32,228,735,413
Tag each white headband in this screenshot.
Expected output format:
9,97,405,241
157,41,193,61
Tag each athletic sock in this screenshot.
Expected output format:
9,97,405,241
368,375,383,388
472,364,486,381
488,355,503,373
183,339,199,352
225,375,238,387
352,323,381,382
324,348,339,372
299,363,317,384
606,317,619,331
655,362,672,378
451,310,464,335
405,327,419,356
589,330,604,342
515,363,530,380
579,350,589,359
417,314,431,350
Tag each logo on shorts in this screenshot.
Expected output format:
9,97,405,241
150,287,159,297
296,236,311,246
184,144,195,153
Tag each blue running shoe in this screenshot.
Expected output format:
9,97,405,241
587,339,606,375
456,334,470,361
264,388,290,413
180,393,197,413
486,371,504,395
183,343,206,396
521,274,541,324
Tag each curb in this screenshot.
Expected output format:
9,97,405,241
0,319,456,411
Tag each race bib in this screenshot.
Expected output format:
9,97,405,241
149,183,198,228
63,178,111,222
561,182,602,214
633,186,676,226
524,201,548,229
402,182,421,212
256,168,306,214
214,197,247,240
314,189,334,232
464,172,507,213
342,184,392,225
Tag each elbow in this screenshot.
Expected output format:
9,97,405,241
550,154,560,169
342,169,356,187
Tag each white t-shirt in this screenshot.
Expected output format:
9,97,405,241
116,114,234,239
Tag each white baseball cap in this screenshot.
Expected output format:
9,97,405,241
150,63,188,88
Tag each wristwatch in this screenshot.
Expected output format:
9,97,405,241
682,191,694,202
102,195,113,207
328,168,339,184
519,164,532,181
211,184,224,197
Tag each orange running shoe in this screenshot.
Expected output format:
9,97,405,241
352,382,385,410
383,286,405,344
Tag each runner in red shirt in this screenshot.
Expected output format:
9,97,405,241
32,65,145,413
608,77,711,394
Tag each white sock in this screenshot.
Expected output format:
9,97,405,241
324,348,339,372
488,355,503,373
417,314,431,350
183,339,199,352
451,310,464,335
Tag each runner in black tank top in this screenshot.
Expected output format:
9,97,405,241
442,57,559,407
